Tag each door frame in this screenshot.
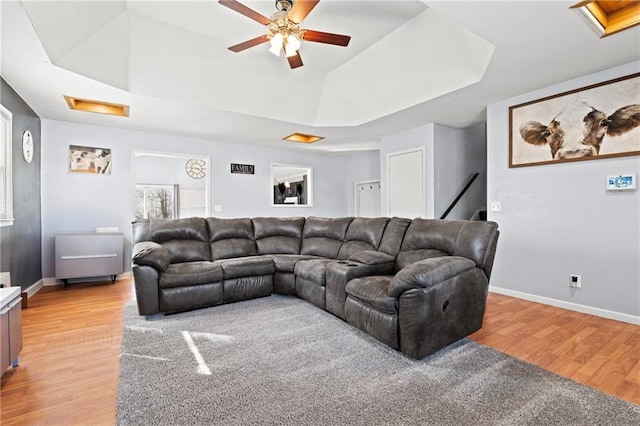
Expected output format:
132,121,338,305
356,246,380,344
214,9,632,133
131,149,211,219
386,147,425,218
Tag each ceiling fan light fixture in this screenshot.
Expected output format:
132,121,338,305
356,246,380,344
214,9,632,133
269,32,284,56
275,0,293,13
284,34,301,57
220,0,351,69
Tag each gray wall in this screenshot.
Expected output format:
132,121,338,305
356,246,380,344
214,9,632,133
0,78,42,291
379,122,486,220
40,119,372,278
434,123,487,220
487,61,640,320
380,124,436,217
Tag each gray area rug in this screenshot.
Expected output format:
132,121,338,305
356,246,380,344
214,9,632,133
117,295,640,425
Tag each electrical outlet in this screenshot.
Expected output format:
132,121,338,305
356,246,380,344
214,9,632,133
490,201,501,212
570,274,582,289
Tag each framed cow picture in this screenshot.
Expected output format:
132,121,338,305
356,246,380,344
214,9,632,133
509,73,640,168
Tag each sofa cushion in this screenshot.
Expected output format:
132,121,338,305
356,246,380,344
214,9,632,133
253,217,305,254
206,218,257,260
215,256,275,280
378,217,412,256
346,276,397,314
300,217,353,258
149,217,210,263
132,219,151,243
159,261,223,289
337,217,389,260
294,258,336,286
271,254,318,272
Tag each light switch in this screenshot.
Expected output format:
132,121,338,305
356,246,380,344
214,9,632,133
490,202,501,212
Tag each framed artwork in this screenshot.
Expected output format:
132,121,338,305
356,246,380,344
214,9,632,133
68,145,112,174
509,73,640,168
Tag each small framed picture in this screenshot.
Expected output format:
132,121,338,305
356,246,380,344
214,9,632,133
68,145,112,174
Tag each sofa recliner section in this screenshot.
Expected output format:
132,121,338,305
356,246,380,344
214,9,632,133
131,216,499,359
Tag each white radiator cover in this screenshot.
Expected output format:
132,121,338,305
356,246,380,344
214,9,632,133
0,272,11,288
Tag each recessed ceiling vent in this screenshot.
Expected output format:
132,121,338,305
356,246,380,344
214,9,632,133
571,1,640,37
64,96,129,117
283,132,324,144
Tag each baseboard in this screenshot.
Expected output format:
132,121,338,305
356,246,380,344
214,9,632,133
25,279,44,298
489,286,640,325
43,271,132,287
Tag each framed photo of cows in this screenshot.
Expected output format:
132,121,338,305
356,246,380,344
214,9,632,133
509,73,640,168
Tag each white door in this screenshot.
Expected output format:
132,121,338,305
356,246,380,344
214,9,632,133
387,148,424,218
355,180,381,217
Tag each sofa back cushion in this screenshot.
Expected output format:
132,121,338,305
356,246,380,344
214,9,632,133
377,217,412,256
206,218,257,260
396,219,499,277
301,217,354,259
147,217,210,263
132,219,151,243
337,217,389,260
253,217,305,254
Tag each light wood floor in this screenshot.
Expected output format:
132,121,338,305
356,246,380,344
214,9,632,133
1,279,639,425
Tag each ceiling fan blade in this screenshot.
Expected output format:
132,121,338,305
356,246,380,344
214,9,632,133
301,30,350,46
228,35,270,52
218,0,270,25
287,0,319,24
287,52,304,69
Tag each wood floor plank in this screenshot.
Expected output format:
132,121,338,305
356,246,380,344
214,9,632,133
1,280,639,425
471,293,640,405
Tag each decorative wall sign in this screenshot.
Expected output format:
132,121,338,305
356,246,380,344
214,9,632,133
230,163,255,174
68,145,112,174
509,73,640,168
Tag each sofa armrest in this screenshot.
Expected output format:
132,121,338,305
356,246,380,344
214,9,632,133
132,242,170,272
348,250,395,266
388,256,476,298
132,265,160,315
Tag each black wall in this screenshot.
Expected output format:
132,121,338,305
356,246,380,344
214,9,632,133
0,78,42,290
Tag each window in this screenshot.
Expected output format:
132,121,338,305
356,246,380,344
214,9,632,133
0,104,13,227
134,184,178,220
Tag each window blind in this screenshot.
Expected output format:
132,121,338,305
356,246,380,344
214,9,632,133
0,104,13,226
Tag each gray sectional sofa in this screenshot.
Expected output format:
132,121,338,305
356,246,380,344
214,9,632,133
132,216,499,359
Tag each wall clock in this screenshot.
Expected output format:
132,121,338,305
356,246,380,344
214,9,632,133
185,158,206,179
22,130,34,163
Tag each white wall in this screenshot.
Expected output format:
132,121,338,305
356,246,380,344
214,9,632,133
41,120,367,277
434,123,487,220
487,61,640,321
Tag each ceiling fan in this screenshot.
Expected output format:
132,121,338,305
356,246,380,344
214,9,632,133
219,0,351,69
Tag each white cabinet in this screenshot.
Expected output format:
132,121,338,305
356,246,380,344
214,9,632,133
55,233,124,288
1,287,22,376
